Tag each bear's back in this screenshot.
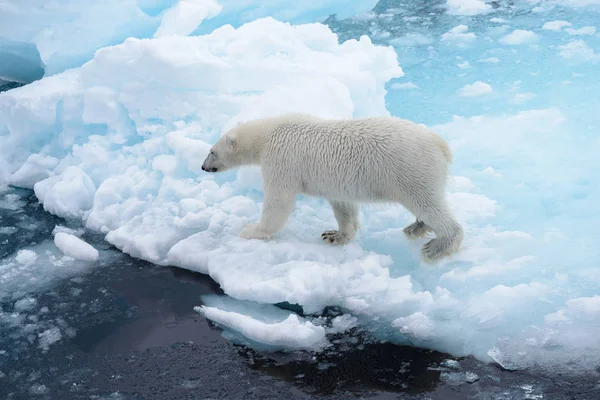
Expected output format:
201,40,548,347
260,115,446,201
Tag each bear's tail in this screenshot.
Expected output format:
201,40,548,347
431,133,452,164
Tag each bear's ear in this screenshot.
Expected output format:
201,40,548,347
225,135,236,148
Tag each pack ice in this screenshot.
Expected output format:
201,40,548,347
1,0,600,374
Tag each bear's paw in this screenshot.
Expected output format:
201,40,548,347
239,223,272,241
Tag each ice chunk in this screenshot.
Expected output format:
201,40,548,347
197,307,327,350
498,30,538,45
392,312,434,341
0,242,95,300
328,314,359,334
53,232,99,262
440,359,461,370
34,166,96,219
0,193,26,211
15,250,38,266
0,1,158,77
440,371,480,385
14,297,38,312
457,81,493,97
38,327,62,351
52,225,86,237
194,296,328,350
558,40,597,61
545,296,600,323
445,0,492,16
542,20,572,31
441,25,476,44
29,384,49,395
9,154,60,189
565,26,596,35
0,226,18,235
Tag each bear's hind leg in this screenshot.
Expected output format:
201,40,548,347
240,188,296,241
403,219,432,239
414,199,463,262
321,200,359,245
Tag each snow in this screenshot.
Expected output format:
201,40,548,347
1,0,600,376
53,232,99,262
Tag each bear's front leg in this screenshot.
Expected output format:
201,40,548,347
321,200,359,245
239,188,296,241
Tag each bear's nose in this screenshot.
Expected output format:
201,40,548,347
201,165,206,171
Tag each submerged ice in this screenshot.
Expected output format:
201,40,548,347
1,0,600,374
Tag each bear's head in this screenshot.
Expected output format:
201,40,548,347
201,134,238,173
202,119,267,173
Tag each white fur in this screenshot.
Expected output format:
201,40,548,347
201,113,464,262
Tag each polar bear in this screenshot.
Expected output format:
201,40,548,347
201,113,463,262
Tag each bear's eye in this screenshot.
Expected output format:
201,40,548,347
210,150,216,157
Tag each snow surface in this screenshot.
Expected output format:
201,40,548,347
1,0,600,374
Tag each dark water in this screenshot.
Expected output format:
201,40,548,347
0,189,598,399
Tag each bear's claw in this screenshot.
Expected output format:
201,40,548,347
403,220,432,239
321,230,351,245
421,237,455,263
